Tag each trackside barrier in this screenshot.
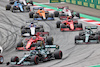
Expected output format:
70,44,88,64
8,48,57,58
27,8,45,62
49,0,100,9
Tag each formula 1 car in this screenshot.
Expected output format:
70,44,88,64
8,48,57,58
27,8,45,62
56,17,83,31
9,0,33,5
0,46,4,64
16,32,54,51
54,6,80,20
21,21,45,37
29,7,54,20
7,45,62,66
6,1,30,12
75,26,100,44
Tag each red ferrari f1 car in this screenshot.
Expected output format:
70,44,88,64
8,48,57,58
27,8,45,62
56,17,83,31
16,32,53,51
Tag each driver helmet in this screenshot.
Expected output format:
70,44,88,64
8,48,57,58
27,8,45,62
68,19,71,22
31,22,34,27
40,8,43,10
32,36,36,39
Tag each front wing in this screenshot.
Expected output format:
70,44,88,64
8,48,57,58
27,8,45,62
60,27,83,31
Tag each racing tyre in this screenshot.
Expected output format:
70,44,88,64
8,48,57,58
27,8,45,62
30,1,33,5
54,50,63,59
94,35,99,43
40,25,43,28
21,29,26,34
75,13,80,18
21,26,25,29
46,37,53,45
6,5,11,10
37,41,43,47
61,24,66,28
98,31,100,35
11,56,19,62
39,28,44,32
56,21,61,28
75,36,80,44
30,55,38,64
54,11,59,17
29,12,34,18
0,56,3,64
17,41,23,47
26,6,30,12
78,23,83,28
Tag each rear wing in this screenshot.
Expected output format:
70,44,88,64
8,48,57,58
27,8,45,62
36,32,49,36
85,26,98,29
45,45,59,49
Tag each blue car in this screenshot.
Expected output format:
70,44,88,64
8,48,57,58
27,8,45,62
6,1,30,12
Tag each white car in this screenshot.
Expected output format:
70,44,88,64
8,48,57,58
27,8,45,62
0,46,3,64
21,21,44,37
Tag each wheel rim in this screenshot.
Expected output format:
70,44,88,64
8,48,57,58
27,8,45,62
0,57,3,63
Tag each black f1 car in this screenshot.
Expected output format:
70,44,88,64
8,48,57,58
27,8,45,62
21,21,45,37
75,26,100,44
7,45,63,66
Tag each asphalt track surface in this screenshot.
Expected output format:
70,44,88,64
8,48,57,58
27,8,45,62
0,0,100,67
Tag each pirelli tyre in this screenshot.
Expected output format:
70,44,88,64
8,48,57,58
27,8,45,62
75,13,80,18
94,35,100,43
29,12,34,18
75,35,80,44
46,37,53,45
54,50,63,59
54,11,59,17
36,41,43,47
56,21,61,28
39,28,44,32
17,41,23,47
21,26,25,29
33,14,38,19
0,56,3,64
11,56,19,62
30,55,39,64
40,25,43,28
30,1,34,5
98,31,100,35
61,24,66,28
26,6,30,12
6,5,11,10
78,23,83,28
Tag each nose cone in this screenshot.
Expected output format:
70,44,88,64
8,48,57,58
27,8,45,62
70,24,74,30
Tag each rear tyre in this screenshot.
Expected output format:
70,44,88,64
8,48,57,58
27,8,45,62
0,56,3,64
54,50,63,59
75,36,80,44
6,5,11,10
37,41,43,47
78,23,83,28
61,24,66,28
56,21,61,28
54,11,59,17
75,13,80,18
46,37,53,45
30,55,38,64
29,12,34,18
11,56,19,62
17,41,23,47
39,28,44,32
